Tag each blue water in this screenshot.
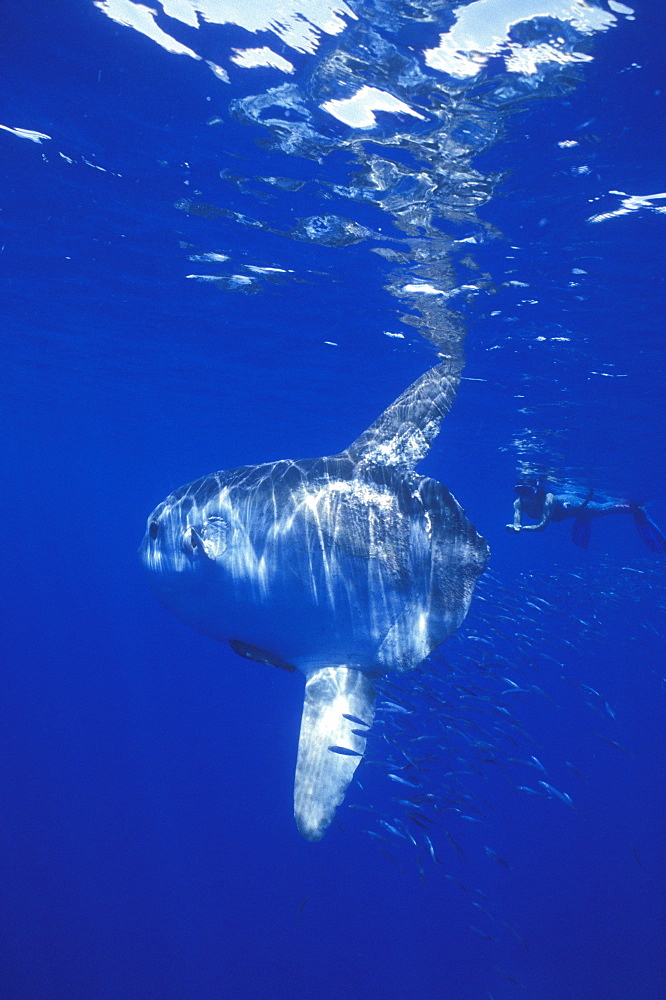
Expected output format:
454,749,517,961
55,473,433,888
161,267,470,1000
2,2,664,998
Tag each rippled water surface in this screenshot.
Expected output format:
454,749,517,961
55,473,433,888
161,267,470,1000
2,2,664,998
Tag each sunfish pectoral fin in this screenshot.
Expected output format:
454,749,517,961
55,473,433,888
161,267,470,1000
294,666,375,842
228,638,297,673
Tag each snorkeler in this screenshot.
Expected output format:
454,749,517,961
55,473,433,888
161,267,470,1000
506,477,666,551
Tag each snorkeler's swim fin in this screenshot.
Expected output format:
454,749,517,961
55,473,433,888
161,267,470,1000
571,517,591,549
632,508,666,553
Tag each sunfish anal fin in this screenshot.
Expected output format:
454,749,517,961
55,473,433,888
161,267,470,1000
294,666,375,842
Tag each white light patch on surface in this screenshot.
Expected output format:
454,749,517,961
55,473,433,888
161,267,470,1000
505,40,592,74
159,0,198,26
402,283,446,295
186,273,256,287
95,0,356,57
205,61,230,82
188,252,229,262
0,124,51,143
245,265,292,274
94,0,201,58
322,86,426,129
82,157,107,172
588,191,666,223
230,47,295,73
423,0,617,79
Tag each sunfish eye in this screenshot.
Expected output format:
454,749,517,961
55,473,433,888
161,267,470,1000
149,521,159,539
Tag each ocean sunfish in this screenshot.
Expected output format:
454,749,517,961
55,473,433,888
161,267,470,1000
139,361,489,840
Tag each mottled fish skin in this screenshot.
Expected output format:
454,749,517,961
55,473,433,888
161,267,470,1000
140,453,488,674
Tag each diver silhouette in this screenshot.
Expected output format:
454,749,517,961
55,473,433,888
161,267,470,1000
506,478,666,551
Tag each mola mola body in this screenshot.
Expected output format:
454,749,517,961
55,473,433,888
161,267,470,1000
140,362,488,840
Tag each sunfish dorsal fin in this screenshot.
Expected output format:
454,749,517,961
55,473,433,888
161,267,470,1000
344,360,462,472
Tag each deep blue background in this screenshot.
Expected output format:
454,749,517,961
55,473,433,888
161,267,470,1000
1,3,664,998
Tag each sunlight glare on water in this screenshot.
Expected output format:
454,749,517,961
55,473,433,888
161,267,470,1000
1,1,664,998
